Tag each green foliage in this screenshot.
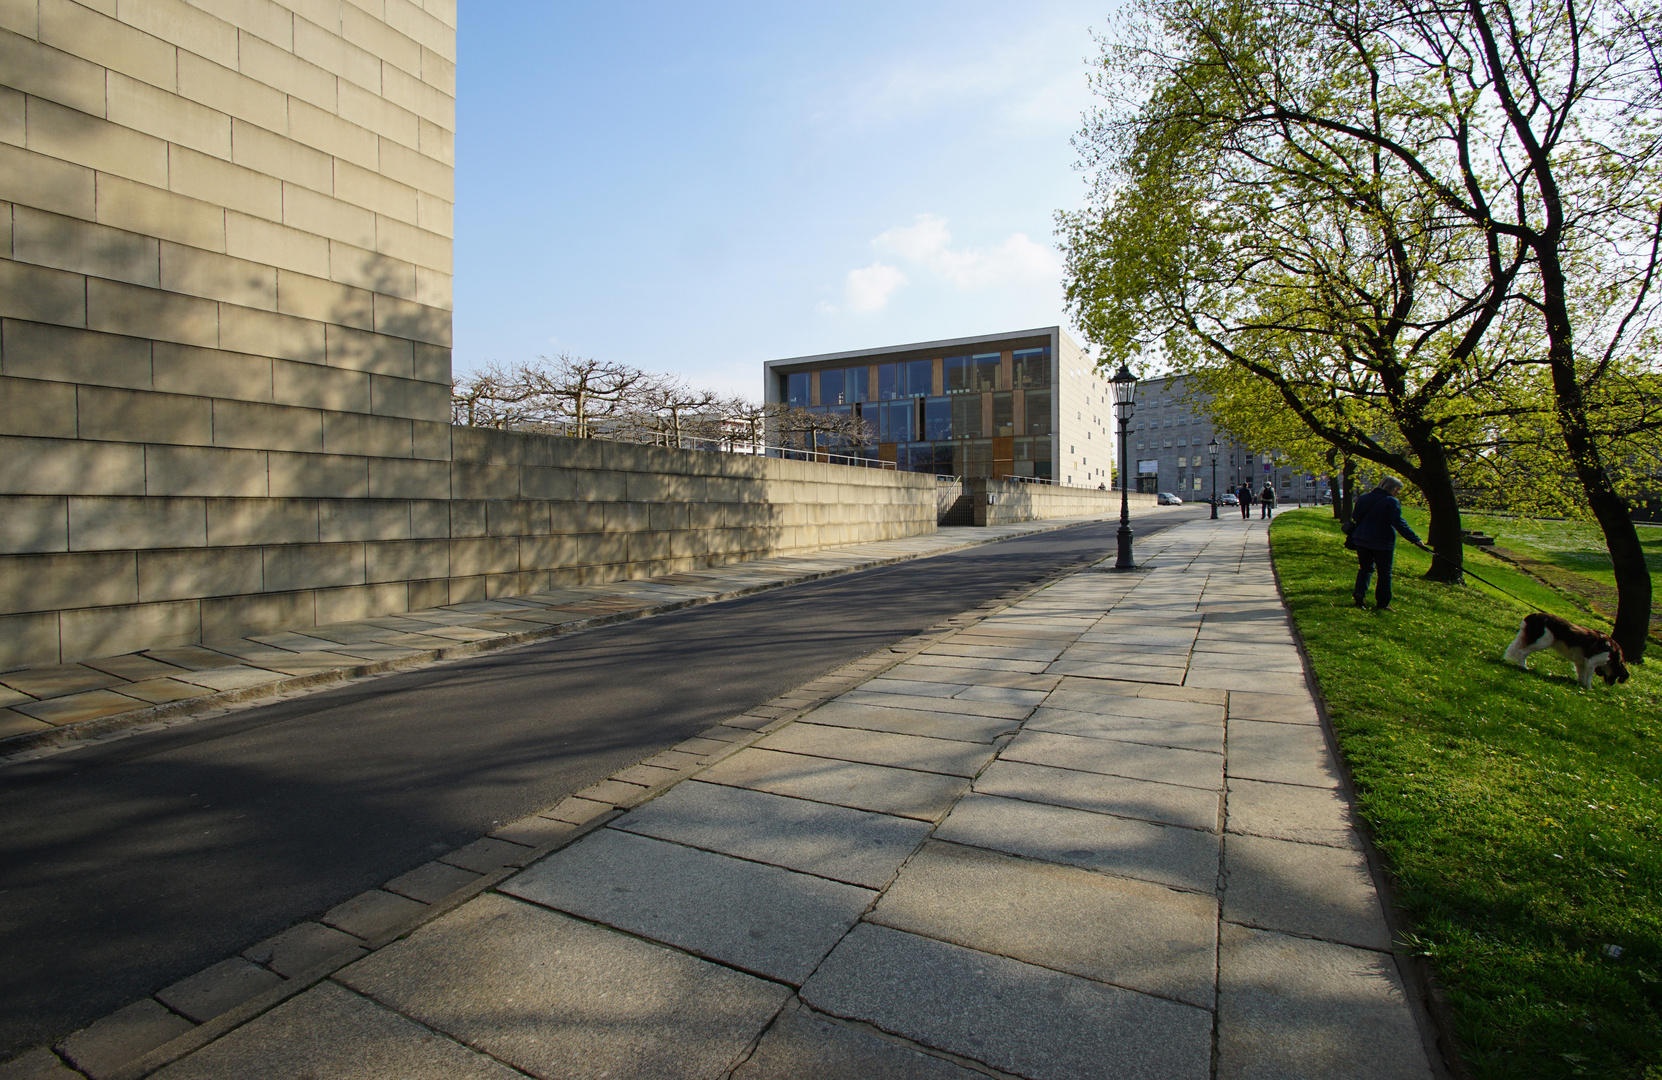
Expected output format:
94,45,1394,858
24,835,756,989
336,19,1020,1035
1270,510,1661,1078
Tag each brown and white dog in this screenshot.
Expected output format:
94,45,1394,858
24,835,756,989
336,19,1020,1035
1504,612,1630,688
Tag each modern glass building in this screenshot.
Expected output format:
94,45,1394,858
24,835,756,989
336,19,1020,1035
763,328,1114,485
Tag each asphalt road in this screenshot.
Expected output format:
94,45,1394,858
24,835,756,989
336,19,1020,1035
0,509,1200,1057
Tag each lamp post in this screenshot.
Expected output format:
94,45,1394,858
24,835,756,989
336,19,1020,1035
1111,364,1138,570
1207,436,1219,519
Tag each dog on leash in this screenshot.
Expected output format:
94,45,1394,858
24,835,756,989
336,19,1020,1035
1504,612,1629,688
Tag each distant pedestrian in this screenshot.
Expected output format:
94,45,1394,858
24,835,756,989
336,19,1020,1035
1259,483,1276,519
1236,483,1253,519
1347,476,1428,612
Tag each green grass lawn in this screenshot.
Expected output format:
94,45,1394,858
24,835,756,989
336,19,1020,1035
1457,512,1662,592
1268,509,1661,1079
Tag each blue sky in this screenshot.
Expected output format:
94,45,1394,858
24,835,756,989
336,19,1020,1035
454,2,1110,398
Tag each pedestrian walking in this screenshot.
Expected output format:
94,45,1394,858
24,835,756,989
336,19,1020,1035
1346,476,1428,612
1236,483,1253,520
1258,483,1276,519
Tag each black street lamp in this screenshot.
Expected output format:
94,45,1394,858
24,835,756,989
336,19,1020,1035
1207,436,1219,519
1111,364,1138,570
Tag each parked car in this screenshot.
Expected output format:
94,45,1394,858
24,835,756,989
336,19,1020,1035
1220,493,1239,506
1157,492,1184,505
1316,492,1334,505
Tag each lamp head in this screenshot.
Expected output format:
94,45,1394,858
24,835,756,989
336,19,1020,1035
1207,437,1219,460
1109,364,1137,420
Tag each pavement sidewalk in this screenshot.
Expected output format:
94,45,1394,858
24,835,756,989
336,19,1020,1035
0,513,1165,764
7,514,1443,1080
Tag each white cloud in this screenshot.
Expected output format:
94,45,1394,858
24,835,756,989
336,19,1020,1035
872,213,1062,289
841,261,909,313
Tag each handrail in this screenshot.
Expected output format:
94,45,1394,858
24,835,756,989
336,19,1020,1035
1000,475,1125,493
761,444,896,470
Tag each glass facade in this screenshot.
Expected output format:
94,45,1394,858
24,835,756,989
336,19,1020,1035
777,345,1053,479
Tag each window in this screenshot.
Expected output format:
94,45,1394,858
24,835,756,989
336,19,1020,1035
923,396,952,440
877,359,932,400
1023,390,1051,435
952,394,983,438
845,366,868,403
819,368,844,406
787,372,809,407
944,353,999,394
881,399,913,442
1012,347,1050,389
992,392,1013,437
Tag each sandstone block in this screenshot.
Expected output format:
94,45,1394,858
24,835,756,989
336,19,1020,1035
226,210,328,279
0,142,94,218
4,318,152,389
365,538,447,582
0,26,106,116
206,497,319,546
60,599,201,660
218,304,326,365
0,376,76,440
0,495,68,555
267,450,370,499
275,269,375,329
448,536,516,576
275,361,370,413
159,241,277,310
37,0,174,90
13,205,157,288
0,435,145,496
86,279,218,349
325,323,414,377
287,98,378,171
211,399,324,453
78,385,213,445
380,63,453,131
0,549,137,614
238,31,335,113
369,456,448,499
320,409,410,456
145,445,267,498
371,291,448,344
107,73,230,160
137,547,261,601
200,588,314,639
230,118,333,192
334,157,418,223
176,53,286,134
314,581,406,624
69,495,206,551
339,3,422,76
167,142,280,221
152,343,272,403
282,182,375,248
97,174,227,254
329,240,416,299
292,12,383,94
320,499,411,543
261,541,365,592
124,0,237,72
376,137,453,199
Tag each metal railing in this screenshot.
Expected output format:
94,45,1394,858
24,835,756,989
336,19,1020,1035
1000,475,1124,492
763,444,896,470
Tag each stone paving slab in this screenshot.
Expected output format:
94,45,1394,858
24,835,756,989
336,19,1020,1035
241,922,366,978
1223,834,1392,950
1217,924,1433,1080
502,828,874,983
614,780,931,888
1025,707,1225,753
1227,777,1362,848
834,688,1034,720
756,723,998,778
1005,729,1224,791
869,841,1218,1007
153,981,520,1080
1046,659,1188,684
934,793,1220,894
697,748,972,821
802,923,1214,1080
1226,719,1343,788
338,894,792,1080
801,701,1015,743
1228,690,1321,725
974,759,1222,832
731,1008,983,1080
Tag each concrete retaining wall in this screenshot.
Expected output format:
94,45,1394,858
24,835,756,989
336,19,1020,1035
970,479,1155,526
0,429,937,668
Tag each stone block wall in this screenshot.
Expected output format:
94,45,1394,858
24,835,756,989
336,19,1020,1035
0,428,939,668
970,478,1155,527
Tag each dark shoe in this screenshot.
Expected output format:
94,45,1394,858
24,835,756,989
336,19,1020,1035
1352,595,1366,608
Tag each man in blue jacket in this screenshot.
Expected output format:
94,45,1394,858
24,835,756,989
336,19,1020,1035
1349,477,1428,611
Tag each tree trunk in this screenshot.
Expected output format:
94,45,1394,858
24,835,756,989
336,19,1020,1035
1341,456,1356,527
1401,438,1463,583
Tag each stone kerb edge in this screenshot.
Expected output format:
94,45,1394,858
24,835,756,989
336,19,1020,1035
1261,521,1462,1080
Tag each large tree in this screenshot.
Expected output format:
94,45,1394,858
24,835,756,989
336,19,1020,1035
1062,0,1661,658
